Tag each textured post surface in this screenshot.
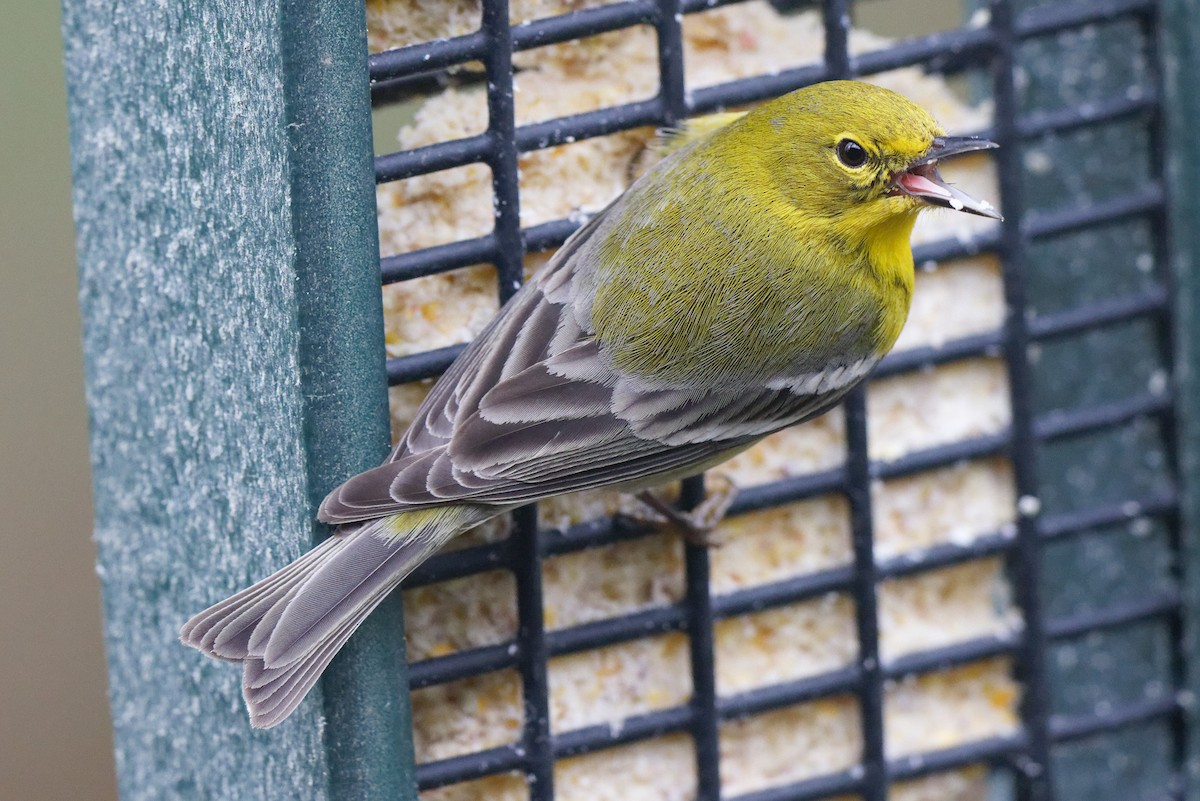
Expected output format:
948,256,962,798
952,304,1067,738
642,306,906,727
63,0,411,797
279,0,417,797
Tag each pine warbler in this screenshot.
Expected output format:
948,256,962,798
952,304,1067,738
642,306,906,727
183,80,1000,728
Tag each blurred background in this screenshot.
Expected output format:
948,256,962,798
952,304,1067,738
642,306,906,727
0,4,116,800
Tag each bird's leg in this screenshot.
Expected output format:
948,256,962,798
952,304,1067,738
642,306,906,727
630,474,738,547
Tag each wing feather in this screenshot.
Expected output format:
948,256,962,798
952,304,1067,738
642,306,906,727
318,205,869,525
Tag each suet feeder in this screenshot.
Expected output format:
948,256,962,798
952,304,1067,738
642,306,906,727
63,0,1200,799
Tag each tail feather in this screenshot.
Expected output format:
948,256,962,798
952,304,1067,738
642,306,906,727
180,507,491,728
203,537,348,659
247,609,360,699
259,523,438,668
242,600,379,727
180,534,345,661
244,570,311,657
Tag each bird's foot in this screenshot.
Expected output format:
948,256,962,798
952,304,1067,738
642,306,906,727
630,475,738,547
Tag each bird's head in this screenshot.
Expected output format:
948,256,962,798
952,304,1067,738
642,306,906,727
742,80,1001,228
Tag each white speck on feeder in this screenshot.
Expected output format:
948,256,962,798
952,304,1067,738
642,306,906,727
1017,495,1041,517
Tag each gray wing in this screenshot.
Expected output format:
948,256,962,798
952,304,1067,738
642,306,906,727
319,214,863,524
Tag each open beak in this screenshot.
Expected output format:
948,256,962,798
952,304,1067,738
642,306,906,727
891,135,1003,220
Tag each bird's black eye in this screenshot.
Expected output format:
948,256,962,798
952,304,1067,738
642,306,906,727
836,138,868,168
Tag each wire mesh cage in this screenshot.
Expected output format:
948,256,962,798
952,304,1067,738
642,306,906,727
365,1,1186,799
63,0,1200,800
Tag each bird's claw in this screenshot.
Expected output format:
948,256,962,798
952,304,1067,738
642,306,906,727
630,475,738,547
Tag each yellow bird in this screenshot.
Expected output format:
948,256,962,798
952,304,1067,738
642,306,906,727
182,80,1000,728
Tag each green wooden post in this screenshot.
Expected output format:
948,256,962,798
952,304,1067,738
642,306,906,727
1163,1,1200,796
62,1,417,798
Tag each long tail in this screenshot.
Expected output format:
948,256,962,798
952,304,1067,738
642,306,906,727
180,506,489,728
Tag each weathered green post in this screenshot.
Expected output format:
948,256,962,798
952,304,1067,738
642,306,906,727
62,1,416,797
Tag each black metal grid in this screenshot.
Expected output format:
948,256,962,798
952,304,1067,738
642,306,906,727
367,1,1185,798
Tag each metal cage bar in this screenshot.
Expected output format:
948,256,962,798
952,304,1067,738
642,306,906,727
989,0,1055,796
1159,1,1200,798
